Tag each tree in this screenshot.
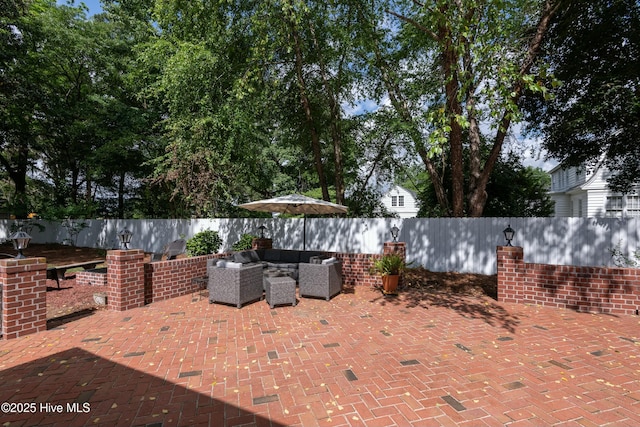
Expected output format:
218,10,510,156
357,0,567,217
523,0,640,193
483,161,554,217
417,154,554,217
228,0,365,206
0,0,45,217
135,1,275,216
1,0,163,219
135,0,368,215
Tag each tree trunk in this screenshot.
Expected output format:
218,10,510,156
373,47,451,215
309,22,345,204
118,170,126,218
288,13,330,201
467,0,563,217
0,143,29,218
386,1,564,217
439,11,465,217
85,168,93,203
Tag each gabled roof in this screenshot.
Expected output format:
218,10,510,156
383,184,418,199
548,159,607,194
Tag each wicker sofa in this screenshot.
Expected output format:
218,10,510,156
230,249,330,280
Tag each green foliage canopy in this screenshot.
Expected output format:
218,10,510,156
524,0,640,193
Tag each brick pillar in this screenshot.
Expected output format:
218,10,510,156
496,246,524,303
383,241,406,259
252,238,273,250
1,257,47,340
107,249,145,311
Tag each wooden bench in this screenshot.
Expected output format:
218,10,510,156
46,260,105,288
151,239,187,261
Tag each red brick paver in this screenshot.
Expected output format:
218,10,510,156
1,286,639,426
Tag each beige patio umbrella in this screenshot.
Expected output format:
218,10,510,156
238,194,348,250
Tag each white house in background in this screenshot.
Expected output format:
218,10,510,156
381,185,420,218
548,162,640,217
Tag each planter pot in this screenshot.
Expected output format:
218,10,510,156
93,292,107,306
381,274,399,295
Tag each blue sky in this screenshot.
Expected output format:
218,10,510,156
56,0,103,16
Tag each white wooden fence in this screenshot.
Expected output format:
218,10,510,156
2,217,639,275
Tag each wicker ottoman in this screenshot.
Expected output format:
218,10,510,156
264,275,297,308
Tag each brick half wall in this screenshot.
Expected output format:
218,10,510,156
145,251,386,304
76,268,107,287
333,252,383,288
143,247,399,305
144,254,226,304
497,246,640,315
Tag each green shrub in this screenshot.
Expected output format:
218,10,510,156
370,253,412,275
186,229,222,256
232,233,257,252
608,240,640,267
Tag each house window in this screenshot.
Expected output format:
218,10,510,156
398,196,404,207
578,199,583,217
605,196,623,217
606,194,640,217
627,195,640,216
391,196,397,207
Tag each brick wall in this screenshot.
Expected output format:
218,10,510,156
333,243,406,288
145,249,387,301
333,252,382,288
102,246,405,310
497,246,640,315
1,258,47,340
76,268,107,287
144,253,226,304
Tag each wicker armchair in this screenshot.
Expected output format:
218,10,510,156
298,261,343,301
207,262,264,308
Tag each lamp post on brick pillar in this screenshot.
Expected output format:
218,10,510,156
106,249,145,311
252,226,273,250
383,224,407,289
384,223,406,258
0,257,47,340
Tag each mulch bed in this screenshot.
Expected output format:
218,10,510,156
46,278,107,321
1,243,109,321
403,267,497,299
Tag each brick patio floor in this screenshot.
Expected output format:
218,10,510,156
1,286,639,426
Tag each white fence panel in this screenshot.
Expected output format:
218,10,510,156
3,217,640,275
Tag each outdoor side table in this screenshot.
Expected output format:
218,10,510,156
264,275,297,308
263,269,284,290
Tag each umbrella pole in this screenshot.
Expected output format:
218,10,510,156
303,216,306,251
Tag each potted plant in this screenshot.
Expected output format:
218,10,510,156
370,253,410,295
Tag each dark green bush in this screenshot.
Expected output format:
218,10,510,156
186,229,222,256
232,233,257,251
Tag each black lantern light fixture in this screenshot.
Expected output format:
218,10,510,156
390,224,400,242
118,228,133,250
258,225,267,239
11,228,32,259
503,224,515,246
